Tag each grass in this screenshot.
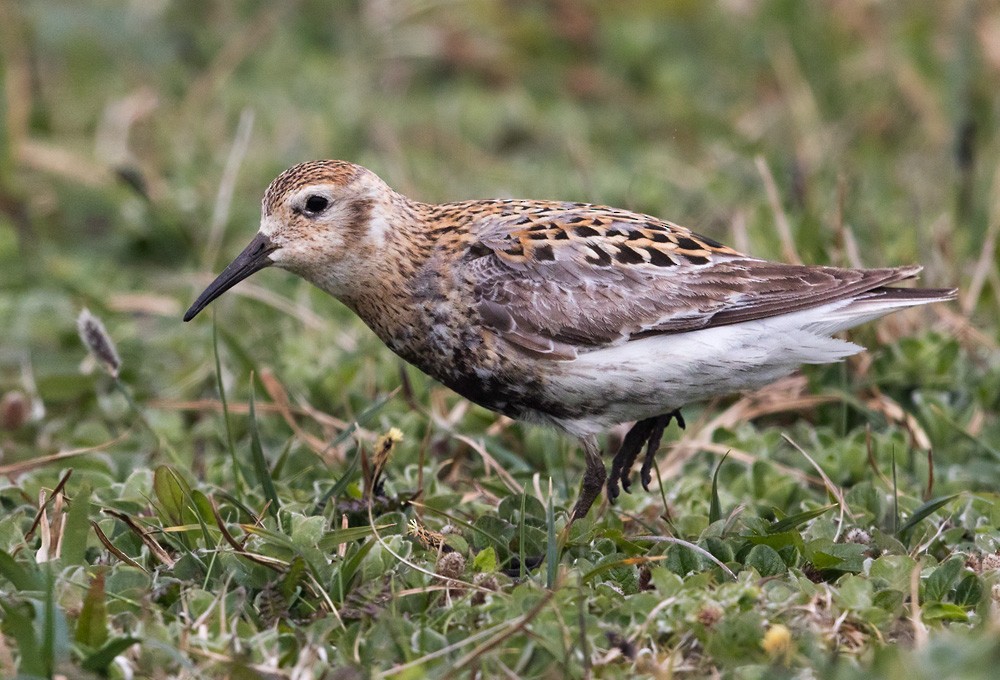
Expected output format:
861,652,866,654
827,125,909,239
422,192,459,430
1,1,1000,677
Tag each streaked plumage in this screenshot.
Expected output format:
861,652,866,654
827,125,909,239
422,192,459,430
185,160,956,519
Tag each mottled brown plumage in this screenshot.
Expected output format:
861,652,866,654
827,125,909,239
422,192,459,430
185,160,956,519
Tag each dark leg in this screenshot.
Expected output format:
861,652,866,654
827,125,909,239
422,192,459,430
572,435,607,521
640,409,685,491
607,418,655,501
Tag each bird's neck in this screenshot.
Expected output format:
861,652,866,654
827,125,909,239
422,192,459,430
333,196,441,344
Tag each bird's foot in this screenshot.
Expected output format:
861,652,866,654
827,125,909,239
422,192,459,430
572,436,607,521
639,408,683,491
607,418,655,502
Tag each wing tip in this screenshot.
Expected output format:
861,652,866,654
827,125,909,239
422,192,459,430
866,285,958,305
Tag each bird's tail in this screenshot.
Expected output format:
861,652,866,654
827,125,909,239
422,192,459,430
805,282,956,336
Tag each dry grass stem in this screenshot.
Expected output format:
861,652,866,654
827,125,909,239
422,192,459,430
755,155,802,264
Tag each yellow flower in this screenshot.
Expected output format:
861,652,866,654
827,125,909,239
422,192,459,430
762,623,792,664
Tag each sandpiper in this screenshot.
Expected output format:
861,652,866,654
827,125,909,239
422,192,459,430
185,160,955,520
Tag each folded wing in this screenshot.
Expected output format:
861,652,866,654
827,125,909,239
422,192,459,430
455,205,954,360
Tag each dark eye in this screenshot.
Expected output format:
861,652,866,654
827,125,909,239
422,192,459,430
304,195,329,213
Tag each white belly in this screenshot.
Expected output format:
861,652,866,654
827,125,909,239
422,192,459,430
537,301,869,436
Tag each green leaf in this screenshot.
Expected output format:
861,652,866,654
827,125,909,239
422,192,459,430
75,571,109,648
290,515,327,548
0,550,40,591
81,636,141,674
498,493,545,523
585,553,641,593
189,489,219,546
649,566,683,596
665,543,702,576
189,490,217,525
921,602,969,622
835,575,873,611
248,381,280,519
744,544,785,577
153,465,193,527
870,530,907,556
0,600,42,676
472,546,498,573
869,554,918,591
61,483,91,566
704,611,764,666
331,538,377,603
873,589,905,613
805,540,866,573
280,556,307,600
701,536,734,564
746,530,803,552
953,574,983,607
469,516,515,556
924,556,964,602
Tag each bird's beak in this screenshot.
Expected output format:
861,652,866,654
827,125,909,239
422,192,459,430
183,232,278,321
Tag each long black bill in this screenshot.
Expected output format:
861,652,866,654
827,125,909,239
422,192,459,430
183,232,278,321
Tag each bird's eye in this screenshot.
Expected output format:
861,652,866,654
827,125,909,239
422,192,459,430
304,195,329,213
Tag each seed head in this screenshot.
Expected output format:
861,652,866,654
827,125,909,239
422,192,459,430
436,551,466,580
373,427,404,467
77,309,121,378
844,527,871,545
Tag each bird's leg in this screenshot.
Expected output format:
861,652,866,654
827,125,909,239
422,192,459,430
572,435,607,521
640,409,685,491
608,418,656,500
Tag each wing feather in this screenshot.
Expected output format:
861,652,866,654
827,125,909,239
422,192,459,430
447,205,947,358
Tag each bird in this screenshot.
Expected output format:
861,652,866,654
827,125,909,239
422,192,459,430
184,160,956,520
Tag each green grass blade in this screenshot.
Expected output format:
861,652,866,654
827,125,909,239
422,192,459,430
769,504,836,533
326,388,399,450
81,637,141,674
315,524,383,551
518,492,527,579
213,313,244,494
898,494,960,544
709,451,730,524
248,379,281,520
331,538,378,603
545,482,557,590
891,448,899,534
313,447,361,514
41,566,57,678
0,600,42,677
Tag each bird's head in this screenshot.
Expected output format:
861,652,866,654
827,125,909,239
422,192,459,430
184,160,393,321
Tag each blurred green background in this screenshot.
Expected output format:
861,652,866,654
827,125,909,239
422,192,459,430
2,1,1000,677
